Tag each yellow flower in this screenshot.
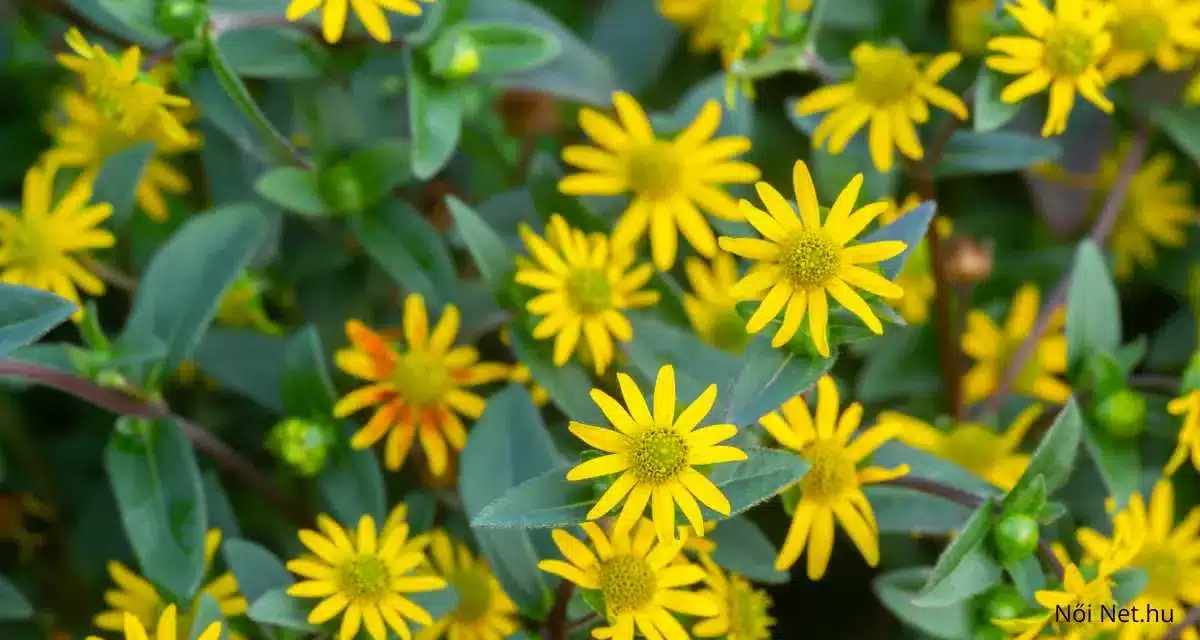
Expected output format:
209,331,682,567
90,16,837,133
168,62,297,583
566,364,747,542
949,0,997,55
658,0,770,69
0,162,114,321
878,404,1042,491
537,519,719,640
985,0,1114,138
333,294,509,475
1075,479,1200,640
683,252,750,352
717,160,907,357
286,0,432,44
877,195,952,325
759,376,910,579
994,528,1144,640
1167,390,1200,476
416,530,519,640
961,283,1070,406
86,607,222,640
515,214,659,375
559,92,760,271
1098,143,1196,280
680,521,719,557
795,43,969,172
287,512,446,640
94,531,249,639
692,554,775,640
1102,0,1200,80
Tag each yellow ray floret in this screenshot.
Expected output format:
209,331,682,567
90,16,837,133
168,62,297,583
86,607,222,640
286,0,434,44
417,530,520,640
683,252,750,352
1102,0,1200,80
1167,390,1200,476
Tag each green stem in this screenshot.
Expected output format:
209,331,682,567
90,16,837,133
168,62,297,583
801,0,828,53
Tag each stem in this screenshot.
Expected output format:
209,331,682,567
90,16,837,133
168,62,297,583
82,257,139,294
1128,374,1180,394
542,580,576,640
563,613,600,637
0,360,309,524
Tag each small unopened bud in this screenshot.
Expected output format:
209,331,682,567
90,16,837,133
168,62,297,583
1096,389,1146,439
944,236,995,285
156,0,209,40
443,36,480,80
992,514,1039,564
317,162,365,215
980,584,1026,621
95,369,132,391
267,418,335,477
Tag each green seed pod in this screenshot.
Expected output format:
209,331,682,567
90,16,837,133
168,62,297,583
992,514,1039,564
1095,388,1146,439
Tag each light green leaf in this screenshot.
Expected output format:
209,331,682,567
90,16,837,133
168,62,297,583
873,568,972,640
1066,240,1121,371
446,195,516,290
723,335,836,427
224,538,294,604
0,575,32,621
1007,398,1084,499
915,498,1001,606
92,142,155,222
507,320,605,424
709,516,788,584
862,200,936,280
973,67,1021,133
316,424,387,526
247,588,319,632
1082,419,1140,509
254,168,331,218
432,22,561,76
406,50,463,179
189,594,226,639
355,200,457,309
935,131,1061,178
216,27,329,79
1005,555,1046,603
0,284,76,357
106,419,208,602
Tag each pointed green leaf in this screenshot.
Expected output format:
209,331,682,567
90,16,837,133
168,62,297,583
934,131,1061,178
1007,398,1084,499
0,575,32,621
92,142,155,221
0,285,75,357
862,200,936,280
255,168,331,217
247,588,319,632
873,568,972,640
224,538,294,604
915,498,1001,606
355,200,456,309
446,195,517,290
709,516,788,584
1066,240,1121,370
406,51,463,179
280,326,337,420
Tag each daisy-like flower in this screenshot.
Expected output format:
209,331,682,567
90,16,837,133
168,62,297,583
759,376,909,579
86,607,222,640
566,365,747,542
878,404,1042,491
692,554,775,640
658,0,771,70
1075,479,1200,640
94,531,248,639
286,0,433,44
683,252,750,352
1167,390,1200,476
0,162,114,321
717,160,907,357
559,93,760,271
877,194,952,325
287,512,446,640
537,519,718,640
994,528,1144,640
985,0,1114,137
961,283,1070,406
418,530,520,640
949,0,997,55
1102,0,1200,80
515,214,659,375
333,294,509,475
795,43,969,172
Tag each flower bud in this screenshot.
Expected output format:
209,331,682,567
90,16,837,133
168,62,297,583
992,514,1039,564
442,36,480,80
156,0,209,40
267,418,335,477
1095,389,1146,439
980,584,1026,621
944,236,994,285
317,162,365,215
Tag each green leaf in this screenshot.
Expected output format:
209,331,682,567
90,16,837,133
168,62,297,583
862,200,936,280
316,424,387,526
1007,398,1084,499
216,27,329,79
1066,240,1121,371
508,320,605,424
934,131,1061,178
709,516,788,584
92,142,155,222
202,470,241,539
1112,568,1149,606
96,0,170,44
193,328,287,414
406,50,463,179
224,538,294,604
106,419,208,602
1005,555,1046,602
866,486,975,534
915,498,1001,606
1150,104,1200,167
873,568,972,640
254,168,331,217
280,326,337,420
119,203,270,379
446,195,517,290
1082,419,1140,509
586,0,677,93
973,67,1021,133
472,449,809,528
189,594,226,639
203,31,301,166
409,588,460,629
1002,474,1046,518
0,576,32,621
247,588,318,632
432,22,561,76
624,313,740,411
460,386,561,615
871,442,1000,499
668,74,754,139
355,200,457,309
722,335,836,427
0,284,75,357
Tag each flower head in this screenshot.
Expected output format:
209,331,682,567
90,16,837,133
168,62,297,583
877,195,951,324
692,554,775,640
658,0,771,69
961,283,1070,405
333,294,509,475
537,519,719,640
760,376,909,579
985,0,1114,137
560,92,760,271
95,531,248,639
879,404,1042,491
418,530,519,640
1167,390,1200,476
683,252,750,352
515,215,659,375
1102,0,1200,80
286,0,432,44
949,0,997,54
1075,479,1200,640
0,162,115,320
796,43,968,172
287,512,446,640
717,161,907,357
86,607,222,640
566,365,747,542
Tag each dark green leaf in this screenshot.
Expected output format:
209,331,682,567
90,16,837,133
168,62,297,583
507,320,605,424
280,326,337,420
973,67,1021,133
96,0,170,44
406,51,463,179
0,285,75,357
92,142,155,222
625,313,740,411
216,27,329,79
709,516,788,584
862,200,936,280
587,0,677,93
722,335,836,427
1151,104,1200,167
189,594,225,639
247,588,318,632
871,442,1000,499
934,131,1060,178
915,498,1001,606
1066,240,1121,370
445,196,517,290
669,74,754,139
1112,568,1148,606
1005,555,1046,602
203,32,302,166
408,588,460,629
1002,474,1046,518
874,568,972,640
315,424,387,526
254,168,331,218
202,470,241,539
224,538,294,604
193,327,287,413
0,576,32,621
1007,398,1084,499
355,200,457,309
1082,419,1140,509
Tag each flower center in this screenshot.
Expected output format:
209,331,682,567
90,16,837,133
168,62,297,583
339,555,392,600
452,566,494,622
1139,545,1182,599
626,142,683,199
707,0,757,60
729,577,773,640
566,268,613,315
1114,11,1167,55
944,424,1004,477
710,308,750,352
852,47,920,105
799,440,858,503
599,555,657,615
3,219,57,270
629,427,689,484
1044,26,1095,76
391,351,452,406
781,231,841,288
